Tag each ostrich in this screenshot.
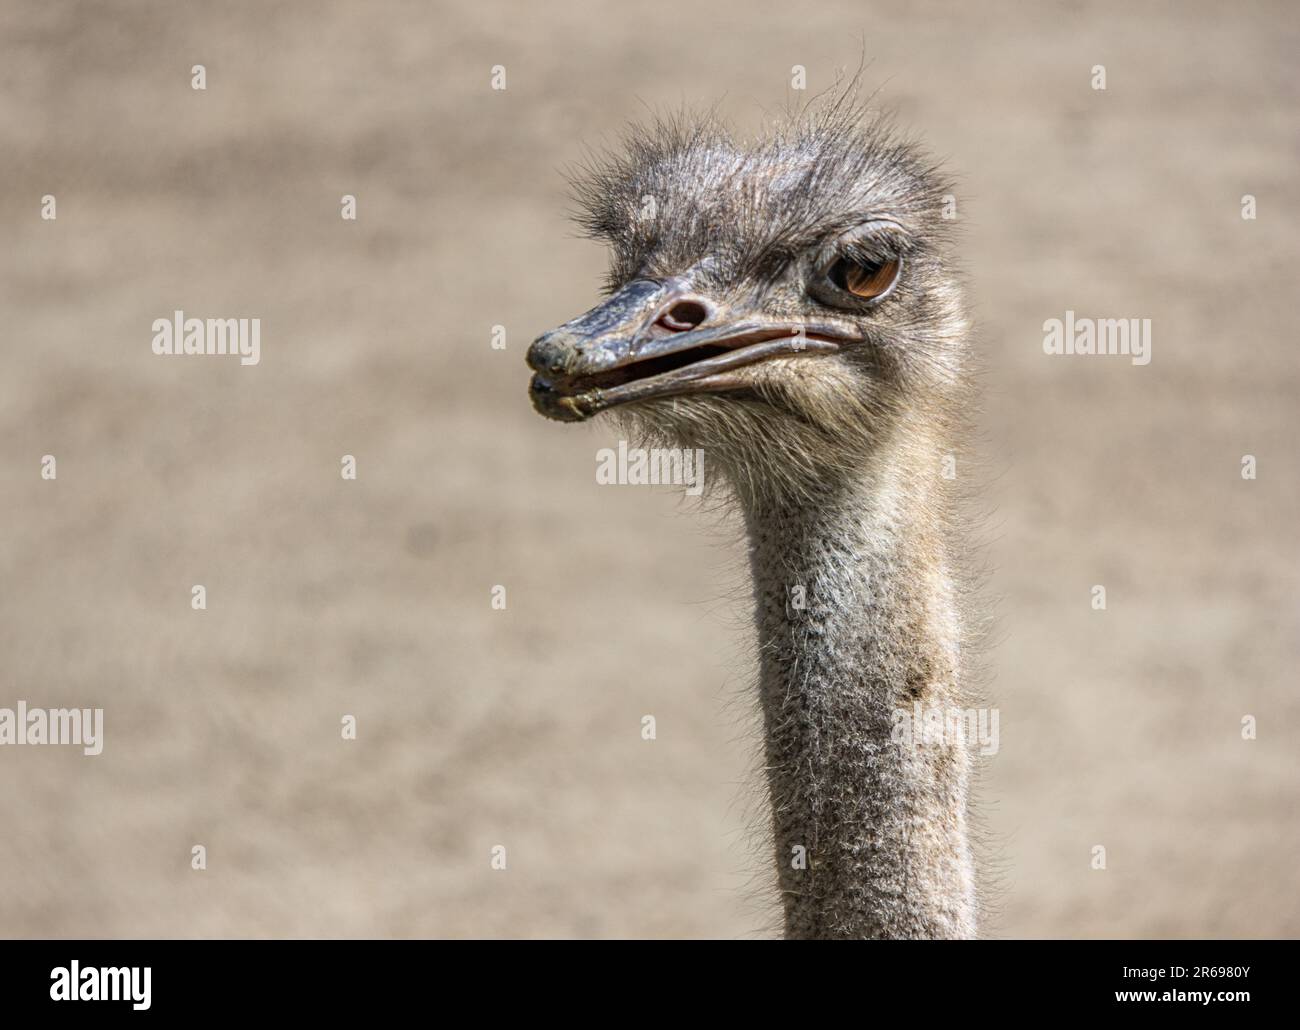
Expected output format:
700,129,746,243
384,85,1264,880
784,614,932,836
526,93,982,940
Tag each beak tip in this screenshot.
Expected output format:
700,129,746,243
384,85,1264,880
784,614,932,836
528,373,595,423
526,330,582,376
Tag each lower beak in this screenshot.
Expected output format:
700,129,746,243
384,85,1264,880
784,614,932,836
526,279,859,422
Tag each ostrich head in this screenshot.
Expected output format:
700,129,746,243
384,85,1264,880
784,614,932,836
527,97,970,505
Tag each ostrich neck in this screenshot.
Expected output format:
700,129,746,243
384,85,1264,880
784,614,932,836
742,428,977,939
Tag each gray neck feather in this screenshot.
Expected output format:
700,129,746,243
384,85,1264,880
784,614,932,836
741,427,977,939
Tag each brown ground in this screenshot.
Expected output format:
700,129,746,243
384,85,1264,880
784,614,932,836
1,0,1296,938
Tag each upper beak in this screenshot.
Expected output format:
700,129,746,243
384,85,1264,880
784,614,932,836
526,279,861,422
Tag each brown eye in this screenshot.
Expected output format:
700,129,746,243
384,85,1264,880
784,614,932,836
829,256,901,300
809,244,904,310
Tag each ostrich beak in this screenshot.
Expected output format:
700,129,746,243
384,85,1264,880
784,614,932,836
526,279,861,422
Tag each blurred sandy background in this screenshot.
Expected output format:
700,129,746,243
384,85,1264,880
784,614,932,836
0,0,1296,938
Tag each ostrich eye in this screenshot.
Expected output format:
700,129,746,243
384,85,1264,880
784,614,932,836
826,255,901,301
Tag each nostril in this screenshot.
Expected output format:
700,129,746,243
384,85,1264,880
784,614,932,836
658,300,709,332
